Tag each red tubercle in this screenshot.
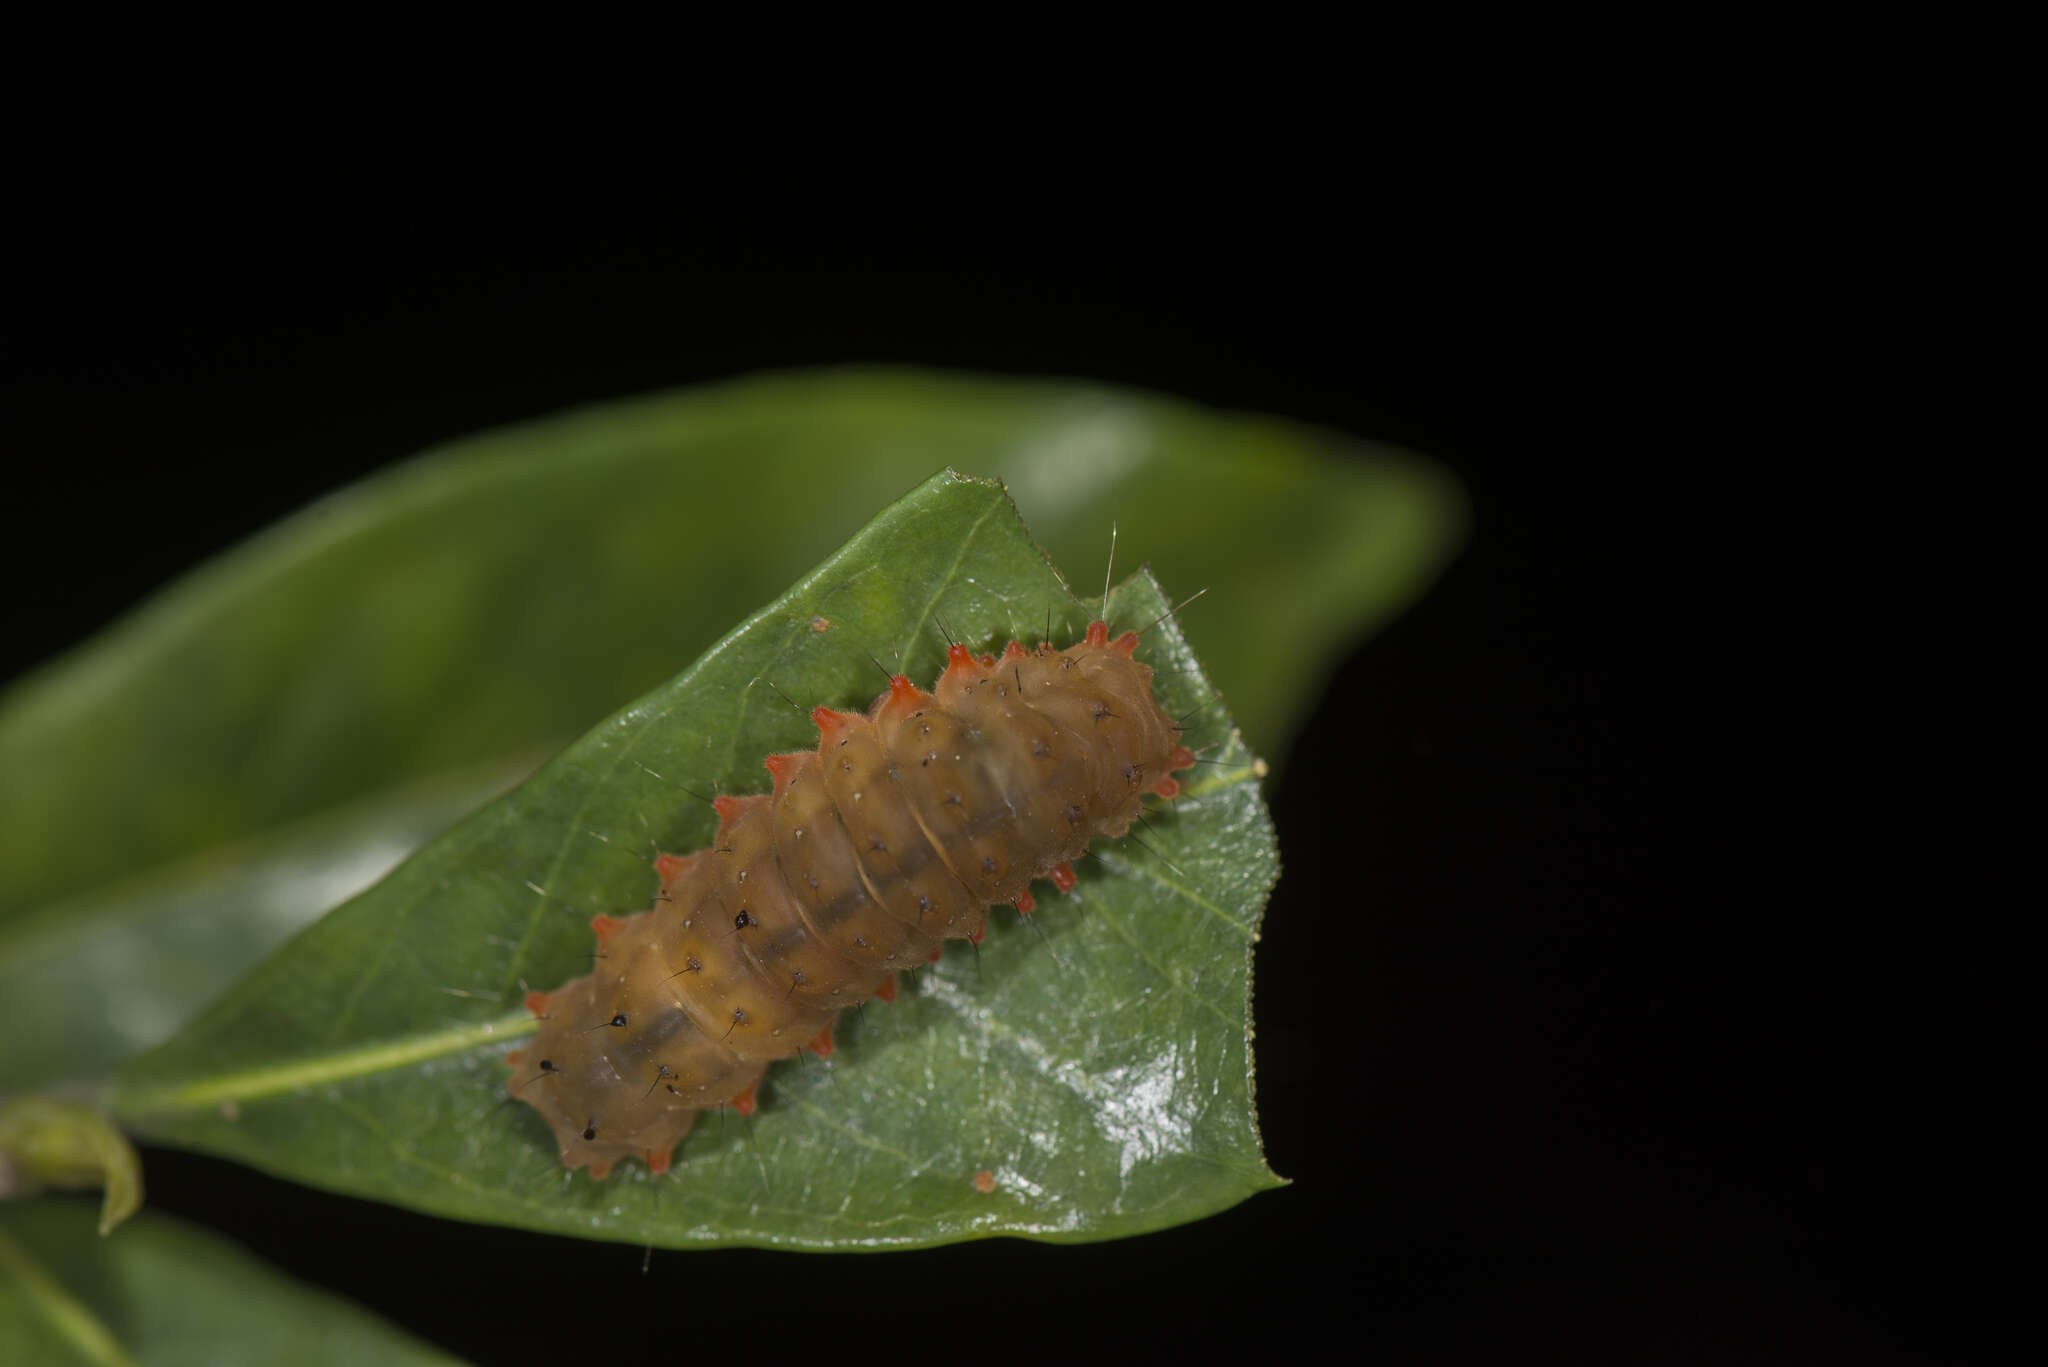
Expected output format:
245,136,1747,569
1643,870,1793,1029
1085,620,1110,647
1002,640,1028,661
1111,630,1140,656
646,1147,673,1176
873,973,898,1004
944,643,976,672
505,1049,524,1069
587,1159,615,1180
1152,778,1180,799
654,851,695,883
523,991,551,1018
1050,862,1077,893
590,913,628,946
879,673,935,721
1169,745,1196,771
727,1081,759,1117
927,944,944,963
978,652,996,667
763,752,796,783
1015,890,1037,915
712,793,766,833
811,706,857,740
806,1023,837,1058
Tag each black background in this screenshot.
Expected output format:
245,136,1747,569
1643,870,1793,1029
5,42,1987,1365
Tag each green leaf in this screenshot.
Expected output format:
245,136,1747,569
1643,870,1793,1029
0,1198,464,1366
111,473,1282,1249
0,368,1459,1106
0,367,1456,924
0,761,533,1093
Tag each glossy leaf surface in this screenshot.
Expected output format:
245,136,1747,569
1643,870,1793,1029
112,474,1281,1248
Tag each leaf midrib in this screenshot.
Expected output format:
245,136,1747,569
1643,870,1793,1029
112,1009,533,1118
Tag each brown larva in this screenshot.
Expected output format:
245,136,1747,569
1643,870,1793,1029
507,621,1194,1178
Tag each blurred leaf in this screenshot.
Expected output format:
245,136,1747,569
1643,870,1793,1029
112,474,1282,1249
0,368,1459,1101
0,367,1458,923
0,1099,141,1235
0,760,532,1093
0,1198,462,1366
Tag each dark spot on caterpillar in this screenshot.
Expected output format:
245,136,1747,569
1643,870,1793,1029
733,909,756,930
609,1013,628,1028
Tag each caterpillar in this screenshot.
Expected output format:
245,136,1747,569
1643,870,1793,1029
507,620,1195,1179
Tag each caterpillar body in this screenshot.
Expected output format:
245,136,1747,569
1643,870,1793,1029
507,621,1194,1178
